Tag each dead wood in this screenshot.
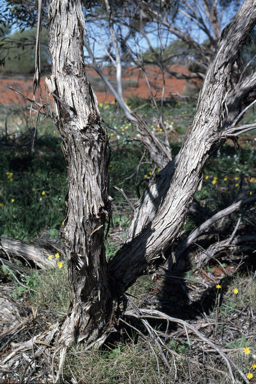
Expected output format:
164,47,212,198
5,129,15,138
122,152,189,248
193,235,256,268
124,308,249,384
0,236,56,269
0,290,22,336
172,194,256,268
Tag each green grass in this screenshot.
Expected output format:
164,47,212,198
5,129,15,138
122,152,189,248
29,260,71,313
0,99,255,242
1,98,256,383
1,99,255,241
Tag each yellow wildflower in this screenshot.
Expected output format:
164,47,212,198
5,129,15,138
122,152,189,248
42,191,45,195
236,168,239,172
252,365,256,369
171,121,174,125
247,373,253,379
62,221,64,225
251,178,255,182
250,191,253,195
55,253,60,259
212,179,217,185
144,175,148,178
9,178,13,182
11,199,15,203
224,177,227,181
233,288,238,294
243,347,251,355
235,183,239,187
205,176,209,180
216,284,221,289
6,172,9,175
48,255,53,260
0,203,3,207
57,261,63,269
235,177,239,180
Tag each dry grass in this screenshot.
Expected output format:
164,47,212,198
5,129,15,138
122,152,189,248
30,263,72,313
0,262,255,383
24,264,256,383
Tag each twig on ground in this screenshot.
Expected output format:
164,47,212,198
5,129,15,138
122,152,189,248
124,308,249,384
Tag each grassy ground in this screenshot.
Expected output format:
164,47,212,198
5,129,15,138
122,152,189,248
0,97,256,383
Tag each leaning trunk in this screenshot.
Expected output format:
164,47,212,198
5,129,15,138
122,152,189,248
46,0,113,351
109,0,256,291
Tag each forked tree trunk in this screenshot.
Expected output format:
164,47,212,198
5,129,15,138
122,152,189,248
46,0,113,351
46,0,256,366
109,0,256,291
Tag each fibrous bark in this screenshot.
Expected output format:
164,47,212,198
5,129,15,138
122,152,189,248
45,0,256,370
0,236,55,269
109,0,256,292
46,0,113,360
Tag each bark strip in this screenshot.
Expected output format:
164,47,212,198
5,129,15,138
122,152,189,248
46,0,113,352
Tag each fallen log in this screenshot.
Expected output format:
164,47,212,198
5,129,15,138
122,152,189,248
0,237,56,269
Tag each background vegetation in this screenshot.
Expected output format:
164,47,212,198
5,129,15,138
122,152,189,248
0,96,256,382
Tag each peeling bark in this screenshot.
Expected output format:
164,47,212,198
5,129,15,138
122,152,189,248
0,236,55,269
45,0,256,357
46,0,113,350
109,0,256,292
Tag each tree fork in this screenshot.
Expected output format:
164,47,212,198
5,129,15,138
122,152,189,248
109,0,256,292
44,0,256,380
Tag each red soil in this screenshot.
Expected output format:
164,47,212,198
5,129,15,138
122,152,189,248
0,65,199,106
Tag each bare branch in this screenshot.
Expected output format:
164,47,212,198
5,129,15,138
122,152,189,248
124,308,249,384
175,194,256,261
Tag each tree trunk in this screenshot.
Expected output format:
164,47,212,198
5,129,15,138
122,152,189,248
46,0,113,352
109,0,256,292
46,0,256,365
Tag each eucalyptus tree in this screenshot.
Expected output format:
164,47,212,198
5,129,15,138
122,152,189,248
0,1,256,382
42,1,256,381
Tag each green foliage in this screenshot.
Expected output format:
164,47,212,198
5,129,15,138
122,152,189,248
105,239,120,260
141,39,189,65
0,120,67,239
169,339,190,355
227,335,250,350
0,27,50,75
12,271,39,298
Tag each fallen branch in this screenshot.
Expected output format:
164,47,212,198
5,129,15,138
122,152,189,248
174,194,256,263
0,237,56,269
193,235,256,267
124,308,249,384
